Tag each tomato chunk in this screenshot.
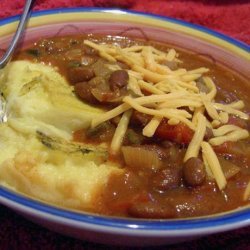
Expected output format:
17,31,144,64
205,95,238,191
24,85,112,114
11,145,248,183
155,119,194,144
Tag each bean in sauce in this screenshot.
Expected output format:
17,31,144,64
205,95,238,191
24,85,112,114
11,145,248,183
109,70,129,91
74,82,97,104
68,67,95,84
152,167,182,191
183,157,206,187
128,202,176,219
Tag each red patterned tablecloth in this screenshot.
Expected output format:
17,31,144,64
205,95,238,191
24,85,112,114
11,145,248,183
0,1,249,249
0,0,250,44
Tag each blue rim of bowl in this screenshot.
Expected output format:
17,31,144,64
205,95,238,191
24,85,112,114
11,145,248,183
0,186,249,230
0,8,249,231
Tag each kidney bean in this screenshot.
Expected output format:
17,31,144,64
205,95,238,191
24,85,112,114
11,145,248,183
131,111,151,127
152,167,181,191
82,45,98,56
128,202,176,219
204,127,214,141
109,70,129,91
74,82,97,104
68,67,95,84
183,157,206,187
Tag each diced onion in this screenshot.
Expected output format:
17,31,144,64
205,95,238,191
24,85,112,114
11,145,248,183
122,146,162,170
218,157,240,180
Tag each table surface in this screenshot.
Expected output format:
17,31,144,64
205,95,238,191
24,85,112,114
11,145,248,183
0,1,249,249
0,205,249,249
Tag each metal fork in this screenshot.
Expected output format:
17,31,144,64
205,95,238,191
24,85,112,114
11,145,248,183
0,0,34,69
0,0,34,122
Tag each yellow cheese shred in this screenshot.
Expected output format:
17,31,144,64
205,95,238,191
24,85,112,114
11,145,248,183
213,103,249,120
143,116,162,137
187,67,209,74
84,40,116,62
203,76,217,101
227,100,245,109
128,76,143,96
138,80,165,95
142,46,156,71
192,107,205,127
91,103,130,128
202,150,214,180
123,96,195,130
212,125,244,137
184,113,206,162
209,129,249,146
110,110,132,155
201,93,220,120
158,98,202,109
201,142,227,190
166,48,176,61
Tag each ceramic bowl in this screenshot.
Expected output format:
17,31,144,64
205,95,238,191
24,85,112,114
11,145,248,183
0,8,249,246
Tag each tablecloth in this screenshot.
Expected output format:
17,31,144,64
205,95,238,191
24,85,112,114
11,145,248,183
0,0,250,44
0,0,249,249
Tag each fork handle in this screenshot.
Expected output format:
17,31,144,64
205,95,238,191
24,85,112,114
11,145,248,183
0,0,34,69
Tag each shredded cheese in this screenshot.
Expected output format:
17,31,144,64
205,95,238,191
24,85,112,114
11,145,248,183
123,96,195,130
201,93,220,120
192,107,205,126
143,116,162,137
209,129,249,146
203,76,217,100
168,118,180,125
138,80,165,95
142,46,156,71
132,65,168,83
201,142,227,190
84,40,249,194
84,40,116,62
181,74,201,82
202,150,214,180
128,76,143,96
166,48,176,61
184,113,206,162
212,125,244,137
188,67,209,74
213,103,249,120
130,92,187,106
219,112,229,124
227,100,245,109
91,103,130,128
110,110,132,155
158,98,202,109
